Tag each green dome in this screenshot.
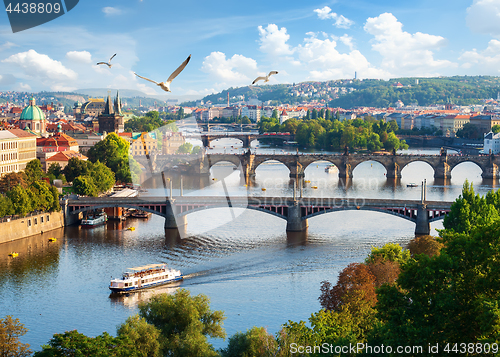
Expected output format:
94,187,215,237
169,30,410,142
20,104,45,121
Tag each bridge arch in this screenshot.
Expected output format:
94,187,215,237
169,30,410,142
449,160,485,176
302,206,418,222
253,158,291,175
400,159,435,178
351,160,387,177
176,205,287,220
70,204,166,218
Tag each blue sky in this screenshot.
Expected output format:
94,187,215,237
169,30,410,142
1,0,500,101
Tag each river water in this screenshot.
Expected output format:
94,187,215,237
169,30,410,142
0,141,497,351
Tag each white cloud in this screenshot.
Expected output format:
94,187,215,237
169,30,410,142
201,51,257,88
296,32,390,80
0,42,17,51
66,50,92,64
313,6,354,29
2,49,77,81
102,7,122,16
258,24,294,57
466,0,500,37
17,83,31,91
459,39,500,73
363,13,455,76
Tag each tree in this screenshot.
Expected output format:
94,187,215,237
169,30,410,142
374,220,500,348
34,330,121,357
72,176,98,197
443,180,499,234
492,124,500,134
7,185,32,216
89,161,115,194
407,235,443,257
0,315,31,357
0,172,28,194
176,142,193,154
383,131,400,151
63,158,90,183
138,289,225,357
25,159,44,184
0,195,14,217
319,263,377,313
221,327,277,357
87,133,132,183
116,315,161,357
47,163,63,180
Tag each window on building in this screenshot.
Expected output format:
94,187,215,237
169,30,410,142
47,215,50,222
28,219,31,227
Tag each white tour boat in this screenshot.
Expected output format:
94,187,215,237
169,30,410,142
325,164,338,173
109,264,183,293
81,212,107,227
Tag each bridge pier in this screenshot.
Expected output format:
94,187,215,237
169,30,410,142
164,199,187,230
337,163,353,180
385,163,401,179
286,204,308,232
481,163,499,179
415,203,430,235
434,162,451,179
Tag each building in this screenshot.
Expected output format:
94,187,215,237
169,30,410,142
469,115,500,137
7,129,37,171
279,110,289,124
130,132,159,157
36,127,80,170
74,98,106,120
46,151,88,170
97,92,124,134
71,132,106,154
241,105,261,122
18,97,46,135
162,132,186,154
440,114,470,137
484,131,500,154
0,129,37,176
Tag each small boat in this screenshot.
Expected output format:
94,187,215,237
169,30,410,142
109,263,183,294
261,188,267,191
407,183,418,188
8,252,18,257
312,186,318,189
127,227,136,231
48,238,57,242
325,165,337,173
131,210,152,219
81,212,107,227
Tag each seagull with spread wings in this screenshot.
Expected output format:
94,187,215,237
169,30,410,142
134,55,191,92
252,71,278,85
96,54,116,68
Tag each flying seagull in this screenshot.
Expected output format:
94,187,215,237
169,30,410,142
96,54,116,68
252,71,278,85
134,54,191,92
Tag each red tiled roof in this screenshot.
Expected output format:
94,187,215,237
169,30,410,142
46,151,87,162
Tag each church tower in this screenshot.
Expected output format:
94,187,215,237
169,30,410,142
97,91,124,133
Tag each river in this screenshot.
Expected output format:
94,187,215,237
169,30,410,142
0,141,497,351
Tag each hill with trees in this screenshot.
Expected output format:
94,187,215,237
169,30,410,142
184,76,500,109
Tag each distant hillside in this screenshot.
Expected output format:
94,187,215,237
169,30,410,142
76,88,150,98
186,76,500,109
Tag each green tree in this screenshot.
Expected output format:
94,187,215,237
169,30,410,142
7,185,32,216
116,315,161,357
176,142,193,154
221,327,276,357
0,195,14,217
47,163,63,180
72,176,98,197
0,315,31,357
29,181,55,212
492,124,500,134
374,220,500,349
443,180,499,234
0,172,28,194
89,161,115,194
383,131,400,151
138,289,226,357
34,330,121,357
63,158,90,183
87,133,132,183
25,159,44,184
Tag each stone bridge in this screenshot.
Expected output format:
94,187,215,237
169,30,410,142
64,196,453,235
200,133,293,148
135,150,500,180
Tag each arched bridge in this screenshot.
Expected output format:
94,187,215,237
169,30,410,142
64,196,453,235
136,151,500,180
200,133,293,148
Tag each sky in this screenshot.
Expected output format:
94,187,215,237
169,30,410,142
1,0,500,101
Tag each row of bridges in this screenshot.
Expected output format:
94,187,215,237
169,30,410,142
136,150,500,180
63,196,453,236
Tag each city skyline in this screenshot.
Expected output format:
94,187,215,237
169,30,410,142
1,0,500,100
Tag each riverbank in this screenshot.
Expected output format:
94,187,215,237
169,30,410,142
0,211,65,244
